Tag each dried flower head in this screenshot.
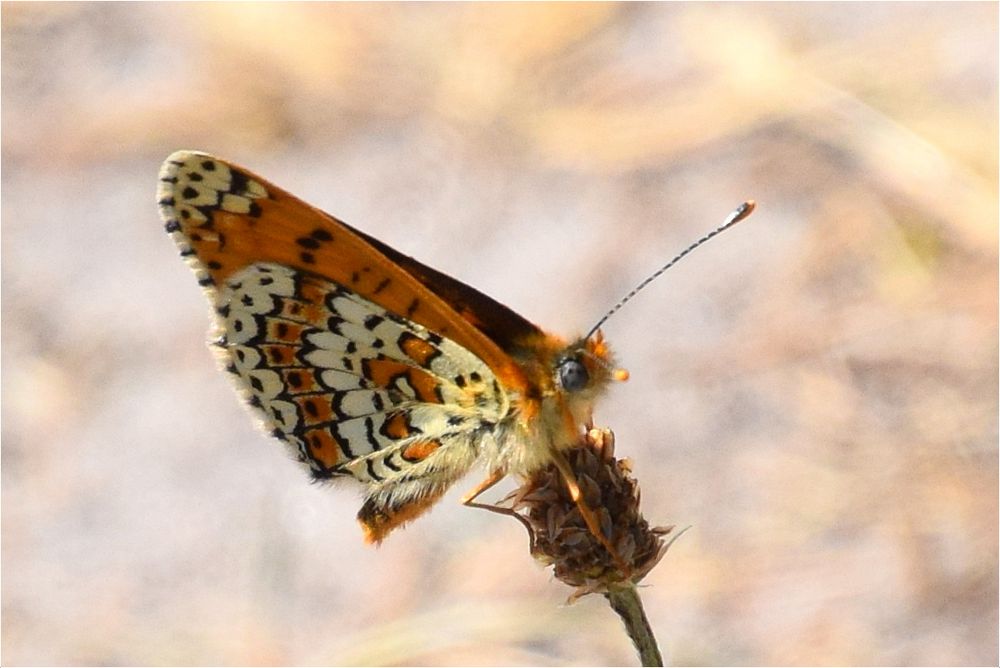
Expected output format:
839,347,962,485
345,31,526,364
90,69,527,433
506,427,675,600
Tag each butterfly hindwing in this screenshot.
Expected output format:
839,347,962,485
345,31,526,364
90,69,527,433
218,262,506,459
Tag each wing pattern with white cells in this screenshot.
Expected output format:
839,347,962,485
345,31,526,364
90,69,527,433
215,262,510,487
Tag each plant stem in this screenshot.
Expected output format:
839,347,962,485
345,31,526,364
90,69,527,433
605,583,663,666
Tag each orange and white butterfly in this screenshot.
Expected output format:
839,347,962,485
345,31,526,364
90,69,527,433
158,150,752,544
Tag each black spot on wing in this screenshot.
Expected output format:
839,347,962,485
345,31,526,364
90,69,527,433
382,453,401,472
325,315,344,335
229,169,249,193
310,467,335,481
365,459,383,482
329,424,355,459
364,416,379,451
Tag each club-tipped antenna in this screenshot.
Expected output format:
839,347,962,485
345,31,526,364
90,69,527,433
584,200,756,340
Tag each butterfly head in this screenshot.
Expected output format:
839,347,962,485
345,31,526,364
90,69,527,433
555,330,629,398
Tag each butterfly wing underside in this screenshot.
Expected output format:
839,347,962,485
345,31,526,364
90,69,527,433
157,151,534,541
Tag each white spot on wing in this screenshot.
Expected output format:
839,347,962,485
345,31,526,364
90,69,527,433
247,369,283,401
221,193,253,214
301,348,349,370
269,399,299,429
340,390,385,417
321,369,364,391
333,415,385,457
231,346,262,372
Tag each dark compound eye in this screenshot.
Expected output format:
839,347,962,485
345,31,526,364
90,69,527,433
558,358,589,392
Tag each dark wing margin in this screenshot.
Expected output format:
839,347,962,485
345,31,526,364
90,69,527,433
345,222,546,354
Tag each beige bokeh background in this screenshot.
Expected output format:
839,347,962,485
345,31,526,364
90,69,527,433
2,3,997,666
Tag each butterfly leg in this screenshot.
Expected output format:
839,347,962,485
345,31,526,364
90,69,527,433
462,470,537,551
460,469,505,505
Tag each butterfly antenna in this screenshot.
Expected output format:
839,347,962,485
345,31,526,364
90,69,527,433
585,200,756,340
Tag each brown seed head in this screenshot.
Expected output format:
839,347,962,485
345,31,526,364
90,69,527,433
508,428,674,599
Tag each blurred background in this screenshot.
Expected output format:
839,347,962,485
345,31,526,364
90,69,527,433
2,3,996,666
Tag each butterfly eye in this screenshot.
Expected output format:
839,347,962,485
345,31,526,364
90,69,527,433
557,357,589,393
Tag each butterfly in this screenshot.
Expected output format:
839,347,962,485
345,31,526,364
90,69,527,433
158,150,753,545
